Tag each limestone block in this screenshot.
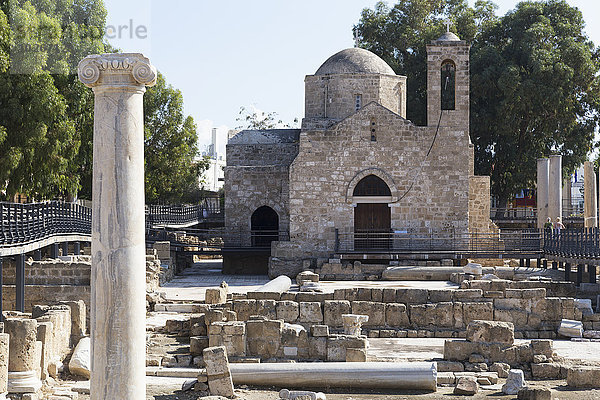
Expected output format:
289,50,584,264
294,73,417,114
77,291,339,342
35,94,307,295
454,289,483,300
531,362,562,379
205,287,228,305
530,340,553,358
205,310,224,327
502,369,525,395
567,366,600,388
233,300,257,321
191,336,210,356
323,301,351,327
310,325,329,337
351,301,385,327
299,302,323,323
494,309,529,328
59,301,86,342
203,346,234,397
395,289,428,304
0,333,7,394
490,362,510,378
308,337,327,360
384,303,409,327
437,361,464,372
443,340,477,361
453,376,478,395
466,320,514,345
345,348,367,362
462,302,493,327
296,271,319,286
276,301,299,322
257,300,278,320
409,303,454,328
68,337,90,379
326,335,367,362
558,319,583,338
517,387,551,400
428,289,454,303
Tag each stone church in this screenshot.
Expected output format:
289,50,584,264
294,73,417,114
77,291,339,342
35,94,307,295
225,31,493,276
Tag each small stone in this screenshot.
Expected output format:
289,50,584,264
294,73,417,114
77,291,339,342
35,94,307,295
454,376,479,395
464,263,482,275
558,319,583,338
194,381,209,392
469,353,485,363
502,369,526,395
490,362,510,378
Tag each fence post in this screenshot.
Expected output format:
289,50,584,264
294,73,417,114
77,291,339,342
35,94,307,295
15,253,25,312
589,265,597,284
576,264,584,286
564,263,571,283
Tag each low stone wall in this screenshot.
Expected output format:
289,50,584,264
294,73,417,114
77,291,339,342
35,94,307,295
2,258,91,285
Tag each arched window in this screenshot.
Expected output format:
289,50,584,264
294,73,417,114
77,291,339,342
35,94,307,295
353,175,391,197
441,59,456,110
250,206,279,247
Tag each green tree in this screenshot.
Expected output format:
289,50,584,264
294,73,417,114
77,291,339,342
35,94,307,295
0,0,106,200
235,106,298,130
356,0,600,206
471,0,600,206
143,72,208,204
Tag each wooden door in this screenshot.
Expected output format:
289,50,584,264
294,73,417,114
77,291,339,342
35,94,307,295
354,203,391,250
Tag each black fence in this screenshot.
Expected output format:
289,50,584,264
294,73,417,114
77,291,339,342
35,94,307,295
335,230,543,258
0,201,91,247
544,228,600,260
145,203,222,228
149,227,290,249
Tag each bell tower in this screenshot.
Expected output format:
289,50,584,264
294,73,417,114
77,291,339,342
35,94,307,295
426,29,470,129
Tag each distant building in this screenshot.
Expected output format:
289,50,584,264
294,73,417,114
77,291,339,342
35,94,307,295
200,128,225,192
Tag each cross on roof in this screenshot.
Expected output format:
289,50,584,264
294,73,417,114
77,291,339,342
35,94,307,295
445,19,451,33
354,30,359,47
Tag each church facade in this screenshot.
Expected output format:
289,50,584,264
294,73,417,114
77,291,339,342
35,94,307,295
225,32,493,277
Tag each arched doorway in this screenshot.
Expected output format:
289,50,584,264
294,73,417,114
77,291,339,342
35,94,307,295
251,206,279,247
353,175,392,250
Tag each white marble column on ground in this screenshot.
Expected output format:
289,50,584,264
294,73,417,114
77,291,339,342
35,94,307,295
78,53,156,400
584,161,598,229
548,155,562,223
536,158,549,229
5,318,41,394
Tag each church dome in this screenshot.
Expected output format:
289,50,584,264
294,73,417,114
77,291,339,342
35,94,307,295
436,31,461,42
315,48,395,76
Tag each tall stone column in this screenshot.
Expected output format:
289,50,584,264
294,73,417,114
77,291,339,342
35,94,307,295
536,158,549,229
5,318,41,394
584,161,598,229
548,155,562,222
78,53,156,400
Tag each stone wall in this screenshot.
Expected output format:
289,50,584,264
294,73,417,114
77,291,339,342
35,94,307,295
469,176,496,233
287,102,472,259
225,130,300,247
2,259,91,285
304,73,407,120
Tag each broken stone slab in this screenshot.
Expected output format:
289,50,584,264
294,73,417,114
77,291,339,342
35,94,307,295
255,276,292,293
558,319,583,338
567,366,600,388
296,271,319,286
205,282,228,304
583,330,600,339
229,362,437,391
342,314,369,336
466,320,514,345
203,346,234,397
453,376,478,395
517,387,552,400
502,369,526,395
68,337,90,379
464,263,482,276
299,282,323,293
279,388,326,400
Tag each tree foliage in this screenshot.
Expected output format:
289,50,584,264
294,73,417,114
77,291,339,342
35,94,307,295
144,72,207,204
235,106,298,130
355,0,600,203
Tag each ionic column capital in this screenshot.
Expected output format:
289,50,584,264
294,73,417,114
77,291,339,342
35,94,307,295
77,53,157,89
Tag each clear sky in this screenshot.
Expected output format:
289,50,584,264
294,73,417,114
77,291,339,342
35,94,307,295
103,0,600,156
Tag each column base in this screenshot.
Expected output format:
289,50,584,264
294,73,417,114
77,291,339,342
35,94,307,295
8,371,42,393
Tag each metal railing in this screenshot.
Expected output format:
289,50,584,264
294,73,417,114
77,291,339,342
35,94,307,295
543,228,600,260
145,203,223,228
491,205,588,221
335,230,542,257
0,201,91,247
